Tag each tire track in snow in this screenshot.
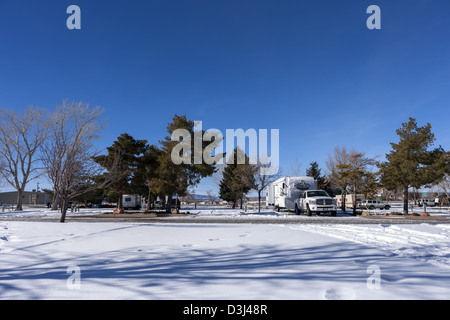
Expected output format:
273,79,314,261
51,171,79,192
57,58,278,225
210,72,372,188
289,224,450,270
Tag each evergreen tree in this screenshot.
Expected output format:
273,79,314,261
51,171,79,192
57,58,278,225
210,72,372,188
306,161,325,189
131,144,162,211
94,133,148,209
219,148,255,209
155,115,217,212
379,118,448,214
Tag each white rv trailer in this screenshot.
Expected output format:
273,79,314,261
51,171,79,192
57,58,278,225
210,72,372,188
122,194,145,210
266,176,317,211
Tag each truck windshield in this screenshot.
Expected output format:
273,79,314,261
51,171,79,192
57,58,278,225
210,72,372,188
307,191,330,197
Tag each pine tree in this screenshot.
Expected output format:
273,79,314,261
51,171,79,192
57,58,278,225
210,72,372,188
94,133,148,209
306,161,325,188
379,118,448,214
219,148,255,209
155,115,216,212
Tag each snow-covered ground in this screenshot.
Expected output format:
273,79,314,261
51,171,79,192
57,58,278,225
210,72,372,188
1,206,450,300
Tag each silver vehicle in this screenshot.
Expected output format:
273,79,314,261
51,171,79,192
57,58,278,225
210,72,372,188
418,199,436,207
359,200,390,210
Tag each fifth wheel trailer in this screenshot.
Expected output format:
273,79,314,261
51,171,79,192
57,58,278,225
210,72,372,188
266,176,317,211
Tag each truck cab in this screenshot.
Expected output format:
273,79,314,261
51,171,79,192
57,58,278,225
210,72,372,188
295,190,337,216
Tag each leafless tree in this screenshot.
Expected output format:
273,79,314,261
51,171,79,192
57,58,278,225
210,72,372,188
41,101,119,222
287,156,302,176
326,145,351,211
0,106,50,210
206,189,215,204
241,156,283,212
438,174,450,200
0,159,6,189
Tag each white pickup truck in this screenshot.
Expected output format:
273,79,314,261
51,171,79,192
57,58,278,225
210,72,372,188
295,190,337,216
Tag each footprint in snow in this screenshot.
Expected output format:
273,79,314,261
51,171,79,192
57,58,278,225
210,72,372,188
324,289,340,300
239,233,251,238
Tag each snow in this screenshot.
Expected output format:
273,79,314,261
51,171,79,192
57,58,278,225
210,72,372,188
1,206,450,299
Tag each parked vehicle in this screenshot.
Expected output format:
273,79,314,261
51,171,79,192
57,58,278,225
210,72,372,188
152,198,181,210
359,200,390,210
418,199,436,207
122,194,144,210
295,190,337,216
266,176,317,212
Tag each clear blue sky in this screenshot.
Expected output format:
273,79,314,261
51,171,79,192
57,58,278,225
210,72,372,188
1,0,450,195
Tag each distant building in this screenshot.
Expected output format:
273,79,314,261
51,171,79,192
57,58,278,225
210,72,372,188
0,191,51,206
333,194,366,209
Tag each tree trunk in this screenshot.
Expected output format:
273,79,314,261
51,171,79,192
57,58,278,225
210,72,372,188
403,186,409,214
146,188,152,211
51,193,59,210
341,192,346,213
117,194,123,209
16,189,24,211
60,197,68,223
352,183,357,216
258,190,262,213
166,194,173,213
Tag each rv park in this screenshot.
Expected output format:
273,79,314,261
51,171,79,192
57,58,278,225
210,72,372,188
2,2,450,303
1,110,450,300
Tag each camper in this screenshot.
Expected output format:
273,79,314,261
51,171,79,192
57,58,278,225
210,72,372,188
122,194,145,210
266,176,317,211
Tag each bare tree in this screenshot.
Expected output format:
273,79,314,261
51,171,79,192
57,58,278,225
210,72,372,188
336,151,378,215
0,159,6,189
41,101,118,222
287,156,302,176
326,146,351,212
0,106,50,210
206,189,215,204
243,156,283,212
438,174,450,200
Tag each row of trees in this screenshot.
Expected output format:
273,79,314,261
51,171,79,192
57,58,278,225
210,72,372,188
323,118,449,215
0,101,217,222
218,150,282,212
1,102,448,220
217,118,449,215
0,101,122,222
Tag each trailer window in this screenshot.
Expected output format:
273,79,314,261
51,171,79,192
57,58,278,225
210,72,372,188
125,197,132,202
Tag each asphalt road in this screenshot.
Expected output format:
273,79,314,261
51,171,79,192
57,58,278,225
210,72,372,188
2,213,450,225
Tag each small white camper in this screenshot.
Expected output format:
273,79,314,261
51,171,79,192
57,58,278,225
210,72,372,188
122,194,145,210
266,176,317,211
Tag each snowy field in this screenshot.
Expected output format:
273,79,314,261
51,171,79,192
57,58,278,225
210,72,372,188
1,206,450,300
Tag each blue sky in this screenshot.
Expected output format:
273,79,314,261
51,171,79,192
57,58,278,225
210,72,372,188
1,0,450,194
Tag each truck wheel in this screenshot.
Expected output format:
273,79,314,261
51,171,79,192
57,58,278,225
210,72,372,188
331,211,337,217
385,205,390,210
306,205,312,216
295,205,300,215
369,205,375,210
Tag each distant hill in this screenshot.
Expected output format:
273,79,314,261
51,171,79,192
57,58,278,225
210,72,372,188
189,194,220,201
